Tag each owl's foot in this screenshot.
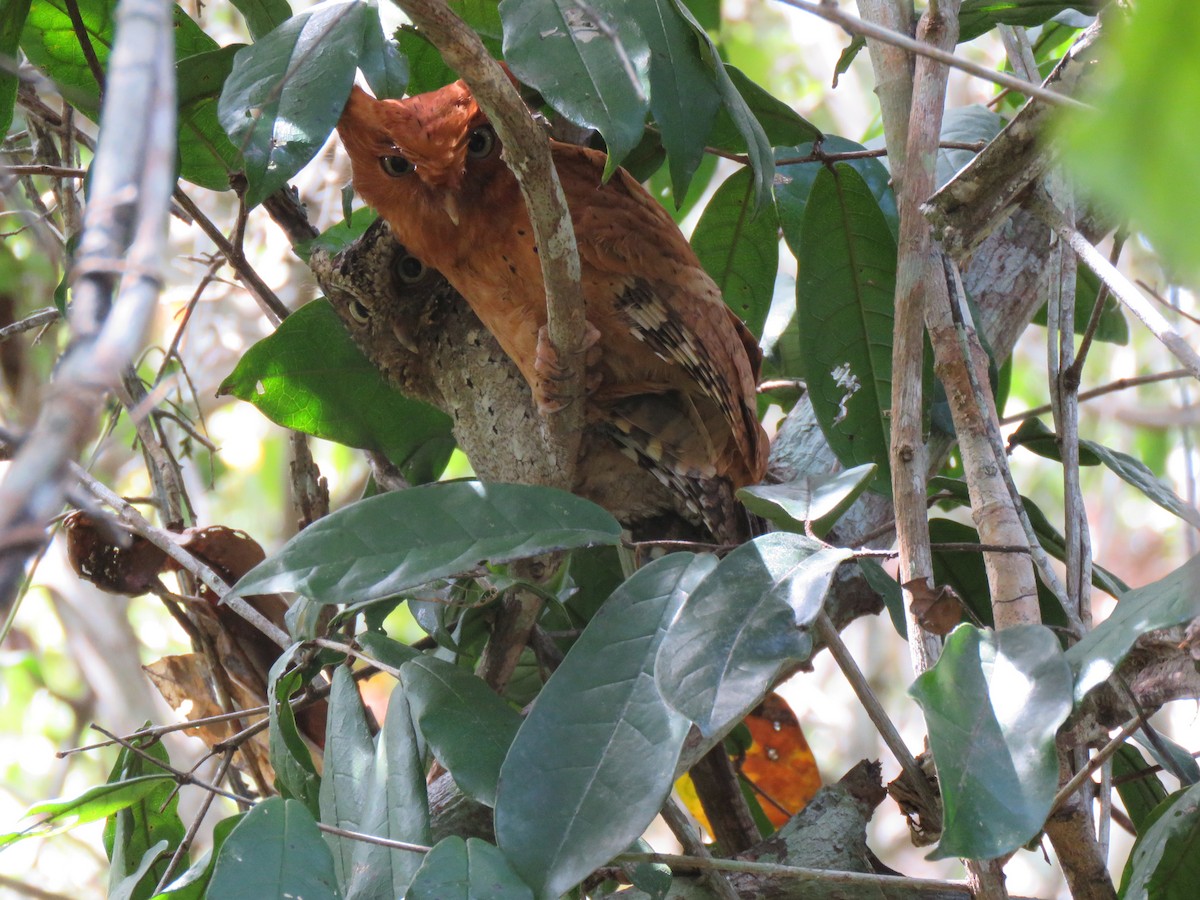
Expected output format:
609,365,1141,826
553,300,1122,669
534,322,601,414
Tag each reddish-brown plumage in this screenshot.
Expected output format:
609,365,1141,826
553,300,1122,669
336,79,768,491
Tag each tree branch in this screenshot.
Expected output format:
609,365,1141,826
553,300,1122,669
389,0,586,490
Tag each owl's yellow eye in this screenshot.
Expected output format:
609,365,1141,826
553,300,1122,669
466,126,496,159
396,254,426,284
380,155,413,177
348,299,371,324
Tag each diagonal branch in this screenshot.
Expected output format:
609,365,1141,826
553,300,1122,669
388,0,586,490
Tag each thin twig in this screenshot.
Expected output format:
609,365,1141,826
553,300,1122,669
3,164,88,178
779,0,1087,109
1029,191,1200,382
1048,717,1140,817
659,799,740,900
152,749,236,894
1000,369,1193,424
814,611,941,826
0,308,62,342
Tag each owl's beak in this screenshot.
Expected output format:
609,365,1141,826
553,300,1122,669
440,194,461,226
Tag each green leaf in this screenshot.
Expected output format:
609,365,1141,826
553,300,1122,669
104,738,185,900
1011,418,1200,529
737,463,876,538
268,657,321,817
0,0,32,134
21,0,241,190
1119,781,1200,900
359,1,407,99
176,46,243,109
959,1,1099,43
795,163,897,494
497,553,708,898
911,624,1073,860
671,0,773,207
645,147,718,220
501,0,649,176
0,776,172,850
690,167,778,338
396,25,456,95
407,837,533,900
229,482,622,605
1059,0,1200,284
320,667,376,887
1031,264,1128,345
218,0,366,208
401,656,520,807
708,64,821,150
344,686,430,900
1067,554,1200,702
231,0,292,40
218,298,454,483
1113,745,1169,835
656,534,852,737
155,814,244,899
776,135,898,243
619,0,720,198
208,798,341,900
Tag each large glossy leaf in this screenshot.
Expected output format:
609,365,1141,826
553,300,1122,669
0,776,172,850
407,837,533,900
1066,554,1200,702
707,64,821,151
776,135,898,243
344,685,430,900
671,0,772,208
228,482,622,605
401,656,521,807
959,1,1099,43
738,463,876,538
218,298,454,484
207,798,341,900
618,0,720,198
496,553,710,898
656,534,852,737
320,668,376,888
794,163,897,494
690,167,778,338
218,0,366,207
1118,782,1200,900
20,0,240,190
0,0,31,134
104,738,185,900
358,1,407,100
911,624,1073,860
501,0,649,177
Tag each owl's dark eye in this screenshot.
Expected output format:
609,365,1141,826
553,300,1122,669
380,155,413,177
466,126,496,159
348,299,371,324
396,254,426,284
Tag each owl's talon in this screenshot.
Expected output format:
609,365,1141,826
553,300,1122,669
534,323,602,414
